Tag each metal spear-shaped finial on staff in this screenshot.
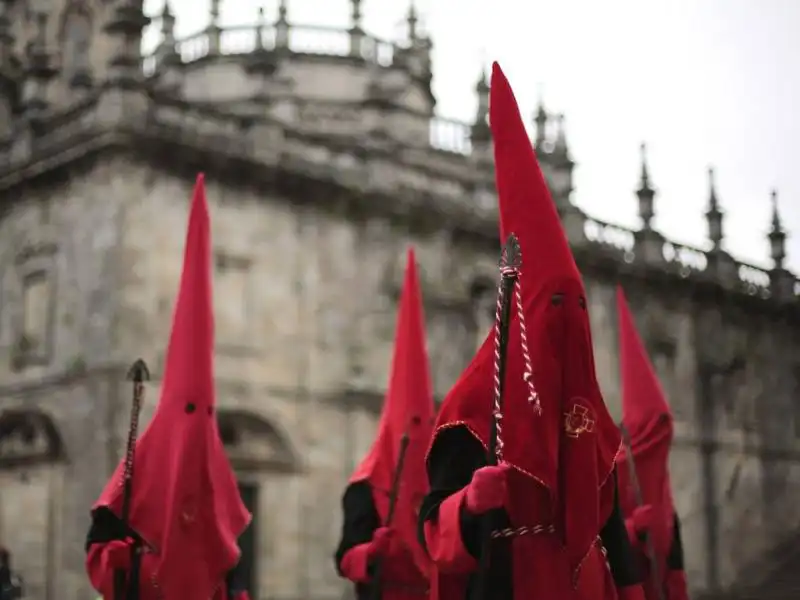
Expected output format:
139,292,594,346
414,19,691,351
114,358,150,600
619,424,666,600
477,233,521,600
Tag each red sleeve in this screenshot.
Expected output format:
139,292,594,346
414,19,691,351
232,593,250,600
624,517,640,547
339,542,373,583
86,543,118,597
422,487,478,575
85,543,157,597
617,584,646,600
665,569,689,600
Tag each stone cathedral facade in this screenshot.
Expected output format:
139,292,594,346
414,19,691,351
0,1,798,600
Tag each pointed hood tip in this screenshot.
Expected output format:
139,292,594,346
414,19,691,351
489,62,526,147
196,172,205,185
489,65,580,286
405,245,420,277
490,62,511,94
190,174,210,221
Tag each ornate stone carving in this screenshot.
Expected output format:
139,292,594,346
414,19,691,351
60,3,93,88
11,243,57,370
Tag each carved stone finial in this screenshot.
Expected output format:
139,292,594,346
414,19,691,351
206,0,222,54
635,142,656,230
768,189,787,269
21,12,58,116
407,0,418,41
246,6,277,76
705,166,724,250
638,143,650,188
552,114,568,154
161,0,175,33
0,0,21,134
351,0,363,29
103,2,150,88
532,90,547,148
256,6,267,49
349,0,364,57
275,0,289,50
471,66,490,145
707,166,719,210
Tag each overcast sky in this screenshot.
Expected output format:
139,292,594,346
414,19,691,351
143,0,800,272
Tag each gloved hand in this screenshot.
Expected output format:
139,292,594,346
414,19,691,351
665,570,689,600
464,464,510,514
104,538,136,570
630,505,654,533
369,527,394,558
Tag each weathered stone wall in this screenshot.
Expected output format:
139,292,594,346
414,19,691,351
0,149,798,600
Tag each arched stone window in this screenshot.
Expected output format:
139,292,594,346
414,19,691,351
216,409,299,473
0,408,64,469
215,409,299,599
61,7,93,87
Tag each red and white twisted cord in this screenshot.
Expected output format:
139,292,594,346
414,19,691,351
513,276,540,415
492,247,542,463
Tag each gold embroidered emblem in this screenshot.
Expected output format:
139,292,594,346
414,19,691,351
564,404,595,438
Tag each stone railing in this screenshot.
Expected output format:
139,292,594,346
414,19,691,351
2,59,796,302
141,19,396,75
429,117,472,155
140,17,473,159
583,217,782,298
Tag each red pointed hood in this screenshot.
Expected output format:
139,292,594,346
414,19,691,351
431,63,621,573
93,174,251,599
350,246,434,576
615,286,674,557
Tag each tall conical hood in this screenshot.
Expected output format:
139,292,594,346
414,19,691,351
431,63,621,577
160,174,215,411
616,285,675,558
491,62,583,292
93,174,251,600
617,285,673,447
349,246,434,576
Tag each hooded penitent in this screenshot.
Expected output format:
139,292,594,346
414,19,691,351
428,62,622,595
615,286,675,563
348,247,435,578
92,174,251,600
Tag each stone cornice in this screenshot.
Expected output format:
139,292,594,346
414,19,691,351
0,88,796,322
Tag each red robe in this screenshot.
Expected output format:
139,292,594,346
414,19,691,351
616,288,689,600
418,63,645,600
84,508,249,600
334,248,433,600
86,174,251,600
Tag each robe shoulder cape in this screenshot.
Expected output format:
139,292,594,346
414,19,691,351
334,482,379,600
335,480,428,600
85,508,246,599
419,426,641,600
